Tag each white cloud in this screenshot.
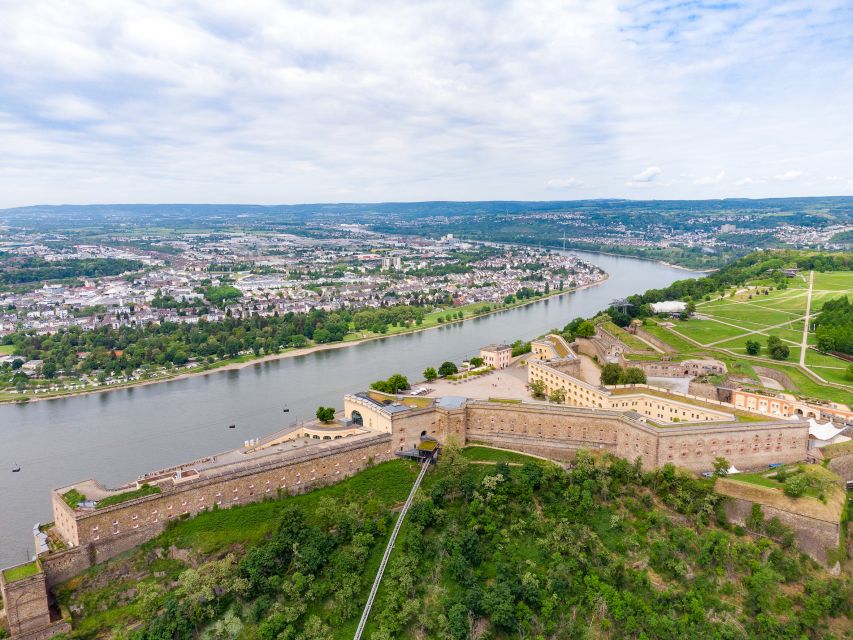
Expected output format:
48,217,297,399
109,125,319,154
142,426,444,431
627,166,662,185
773,170,804,182
0,1,850,205
545,177,585,189
735,177,754,186
693,170,725,185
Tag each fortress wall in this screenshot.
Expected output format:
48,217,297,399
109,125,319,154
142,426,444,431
828,453,853,483
633,327,677,354
656,422,808,471
724,497,839,564
62,436,394,549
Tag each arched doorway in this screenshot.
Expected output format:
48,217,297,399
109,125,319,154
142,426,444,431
351,410,363,426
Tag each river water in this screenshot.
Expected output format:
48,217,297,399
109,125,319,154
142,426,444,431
0,251,703,566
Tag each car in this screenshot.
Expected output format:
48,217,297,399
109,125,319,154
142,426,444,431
701,471,714,478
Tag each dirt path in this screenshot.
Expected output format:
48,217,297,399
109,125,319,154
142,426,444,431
800,270,814,367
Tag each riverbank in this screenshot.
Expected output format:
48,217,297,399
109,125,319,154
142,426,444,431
1,274,609,405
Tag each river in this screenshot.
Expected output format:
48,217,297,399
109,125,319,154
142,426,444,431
0,251,704,566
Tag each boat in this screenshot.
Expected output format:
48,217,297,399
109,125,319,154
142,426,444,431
283,408,290,413
12,464,20,473
228,424,236,429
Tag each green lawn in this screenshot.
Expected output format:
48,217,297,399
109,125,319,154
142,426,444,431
2,561,40,582
461,445,544,464
0,344,14,355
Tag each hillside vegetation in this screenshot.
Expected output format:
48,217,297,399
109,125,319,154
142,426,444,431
45,447,851,640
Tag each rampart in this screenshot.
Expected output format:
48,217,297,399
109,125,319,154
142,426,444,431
717,478,844,565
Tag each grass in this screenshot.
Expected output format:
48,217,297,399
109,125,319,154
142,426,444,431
157,459,421,554
600,321,652,352
63,488,87,508
487,397,522,404
3,561,40,582
0,344,15,355
461,445,544,464
97,484,161,509
733,464,839,500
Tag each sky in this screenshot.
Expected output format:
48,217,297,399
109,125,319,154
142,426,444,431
0,0,852,207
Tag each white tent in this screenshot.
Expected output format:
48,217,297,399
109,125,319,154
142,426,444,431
808,418,850,448
727,465,740,475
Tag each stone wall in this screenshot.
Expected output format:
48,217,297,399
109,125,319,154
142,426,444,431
724,496,840,565
688,381,721,402
61,435,393,548
0,569,70,640
828,453,853,484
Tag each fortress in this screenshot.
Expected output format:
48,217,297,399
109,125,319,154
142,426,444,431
0,355,830,638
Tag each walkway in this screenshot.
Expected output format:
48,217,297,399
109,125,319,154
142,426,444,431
800,270,814,367
353,459,430,640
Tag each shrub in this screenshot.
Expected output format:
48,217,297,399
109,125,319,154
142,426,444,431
783,474,809,498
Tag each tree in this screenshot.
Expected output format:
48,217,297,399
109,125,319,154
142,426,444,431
576,320,596,338
316,406,335,423
438,361,458,377
745,339,761,355
767,335,790,360
548,388,566,403
601,363,622,385
423,367,438,382
847,363,853,382
386,373,410,393
469,356,484,367
783,473,809,498
713,456,729,477
621,367,646,384
529,380,545,398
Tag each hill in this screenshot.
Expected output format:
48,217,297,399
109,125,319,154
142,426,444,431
43,446,851,640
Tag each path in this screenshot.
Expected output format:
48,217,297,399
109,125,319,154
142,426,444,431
354,459,430,640
800,270,814,367
701,312,814,347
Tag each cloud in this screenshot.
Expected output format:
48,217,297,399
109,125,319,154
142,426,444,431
627,166,662,185
0,2,850,205
545,177,585,189
735,177,754,186
693,170,725,185
773,170,804,182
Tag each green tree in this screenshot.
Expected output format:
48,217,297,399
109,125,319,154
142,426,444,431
576,320,596,338
548,388,566,403
469,356,484,367
423,367,438,382
386,373,410,393
529,380,546,398
767,335,790,360
601,363,623,385
745,339,760,355
438,361,458,377
316,406,335,423
621,367,646,384
713,456,729,477
783,473,809,498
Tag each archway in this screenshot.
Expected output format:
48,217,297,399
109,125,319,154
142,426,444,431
351,410,363,426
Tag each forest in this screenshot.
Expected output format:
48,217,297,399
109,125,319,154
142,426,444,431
0,257,142,286
815,296,853,356
50,446,851,640
0,302,449,382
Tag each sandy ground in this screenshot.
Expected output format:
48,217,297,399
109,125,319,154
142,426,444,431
423,362,532,401
577,354,602,385
758,375,785,390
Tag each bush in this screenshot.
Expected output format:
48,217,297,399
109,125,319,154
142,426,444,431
745,339,761,355
783,474,809,498
316,406,335,423
438,361,458,377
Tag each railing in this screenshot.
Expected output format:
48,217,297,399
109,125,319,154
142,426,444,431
353,459,430,640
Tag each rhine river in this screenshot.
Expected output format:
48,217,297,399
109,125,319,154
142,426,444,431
0,251,705,566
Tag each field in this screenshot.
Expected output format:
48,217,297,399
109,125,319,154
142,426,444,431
656,270,852,402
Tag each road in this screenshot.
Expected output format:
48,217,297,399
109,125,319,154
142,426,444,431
800,270,814,367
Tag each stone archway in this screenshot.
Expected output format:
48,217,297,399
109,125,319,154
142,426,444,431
351,410,363,426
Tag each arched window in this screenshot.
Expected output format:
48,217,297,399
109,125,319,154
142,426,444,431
351,410,363,426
